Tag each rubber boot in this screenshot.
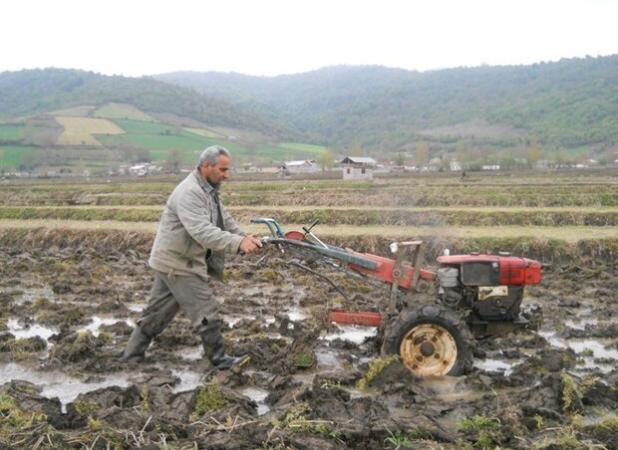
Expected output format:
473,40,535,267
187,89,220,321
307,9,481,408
120,326,151,362
199,320,247,370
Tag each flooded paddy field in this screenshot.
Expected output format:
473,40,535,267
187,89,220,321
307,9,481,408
0,171,616,449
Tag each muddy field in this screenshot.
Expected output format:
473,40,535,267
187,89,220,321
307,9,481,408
0,171,616,449
0,227,617,450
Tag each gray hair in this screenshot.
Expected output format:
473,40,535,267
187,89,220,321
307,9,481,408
198,145,231,167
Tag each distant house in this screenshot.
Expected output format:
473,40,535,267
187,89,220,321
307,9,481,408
129,163,161,176
449,160,462,171
281,160,319,175
340,156,376,180
481,164,501,171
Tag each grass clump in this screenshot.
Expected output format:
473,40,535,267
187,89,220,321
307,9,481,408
560,371,583,414
0,335,47,359
87,416,103,432
279,401,312,432
0,393,47,433
459,415,501,433
259,268,281,282
535,427,587,450
293,351,316,369
74,400,99,416
192,380,228,419
459,415,502,450
356,355,399,391
408,426,434,440
384,430,414,448
273,401,341,442
53,331,102,363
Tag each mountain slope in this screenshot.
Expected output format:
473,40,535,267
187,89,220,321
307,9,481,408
0,68,287,137
158,56,618,150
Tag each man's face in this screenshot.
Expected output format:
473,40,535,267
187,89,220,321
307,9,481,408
200,155,231,187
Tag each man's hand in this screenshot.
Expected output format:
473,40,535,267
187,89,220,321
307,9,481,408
239,235,263,254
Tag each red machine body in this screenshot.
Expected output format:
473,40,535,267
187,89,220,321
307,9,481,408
437,254,542,286
257,218,545,377
348,252,437,287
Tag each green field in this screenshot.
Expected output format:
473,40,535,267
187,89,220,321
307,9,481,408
0,145,39,169
278,142,328,154
0,124,25,141
97,119,330,163
0,113,333,169
94,103,154,121
50,105,95,117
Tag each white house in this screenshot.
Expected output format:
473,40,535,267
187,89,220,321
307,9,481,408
449,160,462,171
281,160,319,174
340,156,376,180
129,163,161,176
481,164,501,171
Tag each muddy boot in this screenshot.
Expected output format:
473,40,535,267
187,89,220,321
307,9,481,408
120,326,151,362
200,320,248,370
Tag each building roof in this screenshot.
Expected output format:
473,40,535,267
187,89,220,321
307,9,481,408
340,156,377,165
284,160,315,167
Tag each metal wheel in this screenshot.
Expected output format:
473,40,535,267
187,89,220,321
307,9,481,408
399,323,458,376
382,304,474,377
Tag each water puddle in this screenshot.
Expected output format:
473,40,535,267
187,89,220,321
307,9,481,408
565,317,599,331
474,358,520,376
240,386,270,415
323,324,377,345
287,305,309,322
7,318,58,340
539,331,618,373
126,302,146,313
78,316,134,337
315,349,343,369
15,286,56,305
0,363,131,412
179,346,203,361
223,314,256,328
171,369,203,393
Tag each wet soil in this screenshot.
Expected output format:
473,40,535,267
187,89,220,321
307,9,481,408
0,230,617,449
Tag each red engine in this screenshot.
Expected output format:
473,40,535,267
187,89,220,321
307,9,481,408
437,254,541,286
436,254,542,322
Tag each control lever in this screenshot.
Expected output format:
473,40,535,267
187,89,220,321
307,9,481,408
302,219,328,249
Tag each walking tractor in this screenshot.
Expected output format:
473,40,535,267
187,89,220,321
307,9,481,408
253,218,542,377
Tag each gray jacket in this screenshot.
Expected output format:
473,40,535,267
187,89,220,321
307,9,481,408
149,170,244,278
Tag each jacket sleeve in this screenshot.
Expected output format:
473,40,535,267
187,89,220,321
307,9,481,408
222,204,245,236
175,188,243,254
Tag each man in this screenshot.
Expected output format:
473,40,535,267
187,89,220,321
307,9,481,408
122,145,262,369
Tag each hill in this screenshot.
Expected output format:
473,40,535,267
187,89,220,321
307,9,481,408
0,69,326,172
158,56,618,159
0,68,286,137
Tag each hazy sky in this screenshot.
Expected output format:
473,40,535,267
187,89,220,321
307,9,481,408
2,0,617,77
